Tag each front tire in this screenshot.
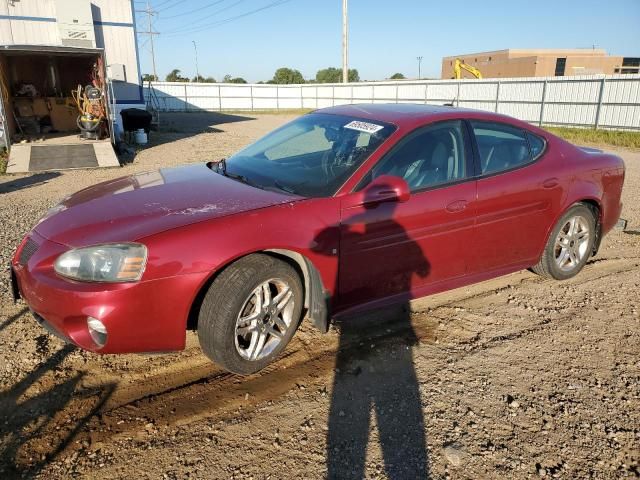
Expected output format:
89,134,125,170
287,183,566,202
197,254,303,375
532,204,596,280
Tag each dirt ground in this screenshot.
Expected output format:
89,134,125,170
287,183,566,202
0,112,638,479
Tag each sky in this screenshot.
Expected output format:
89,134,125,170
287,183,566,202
134,0,640,82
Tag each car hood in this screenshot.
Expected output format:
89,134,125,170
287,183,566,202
34,163,300,247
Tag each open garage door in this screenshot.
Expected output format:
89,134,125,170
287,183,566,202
0,45,119,173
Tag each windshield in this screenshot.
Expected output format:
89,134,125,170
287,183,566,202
223,113,396,197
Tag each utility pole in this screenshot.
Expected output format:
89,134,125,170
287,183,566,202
416,56,423,80
137,1,159,80
192,41,200,81
342,0,348,83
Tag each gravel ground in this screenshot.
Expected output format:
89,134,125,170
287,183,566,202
0,112,638,479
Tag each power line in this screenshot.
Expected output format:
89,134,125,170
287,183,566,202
162,0,291,38
156,0,182,11
158,0,227,20
161,0,244,35
156,0,183,13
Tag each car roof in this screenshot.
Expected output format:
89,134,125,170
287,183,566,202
316,103,521,129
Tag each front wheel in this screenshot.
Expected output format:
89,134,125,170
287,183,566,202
532,204,596,280
197,254,303,375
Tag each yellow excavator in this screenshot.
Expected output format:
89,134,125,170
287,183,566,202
452,58,483,79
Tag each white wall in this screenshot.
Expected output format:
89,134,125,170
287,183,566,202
145,75,640,131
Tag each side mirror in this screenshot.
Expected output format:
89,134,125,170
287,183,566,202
360,175,411,206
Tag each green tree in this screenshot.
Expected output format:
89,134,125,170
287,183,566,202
193,74,216,83
223,74,247,84
390,72,406,79
165,69,189,82
272,67,305,84
142,73,158,82
315,67,360,83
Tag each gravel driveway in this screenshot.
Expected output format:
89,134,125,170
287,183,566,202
0,113,638,479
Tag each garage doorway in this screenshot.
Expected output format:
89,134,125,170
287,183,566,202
0,45,119,173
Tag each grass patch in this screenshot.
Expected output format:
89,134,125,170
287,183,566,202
546,126,640,150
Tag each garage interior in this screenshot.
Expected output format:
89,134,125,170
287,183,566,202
0,47,119,173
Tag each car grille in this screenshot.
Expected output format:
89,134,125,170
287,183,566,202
19,237,38,265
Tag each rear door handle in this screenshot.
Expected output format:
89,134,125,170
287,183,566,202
542,178,559,189
446,200,468,212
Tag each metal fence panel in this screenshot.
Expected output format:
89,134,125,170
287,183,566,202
497,102,542,123
145,75,640,130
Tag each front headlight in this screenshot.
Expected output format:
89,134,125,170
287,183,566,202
54,243,148,282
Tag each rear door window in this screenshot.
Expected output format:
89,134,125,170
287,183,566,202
470,121,533,175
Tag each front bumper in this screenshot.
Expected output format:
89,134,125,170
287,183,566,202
11,231,207,354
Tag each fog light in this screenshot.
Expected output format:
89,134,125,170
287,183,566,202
87,317,107,348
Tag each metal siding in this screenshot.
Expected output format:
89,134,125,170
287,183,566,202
91,0,133,23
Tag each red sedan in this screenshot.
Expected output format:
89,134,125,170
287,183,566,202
12,104,625,374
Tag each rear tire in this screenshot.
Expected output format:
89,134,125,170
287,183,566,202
532,204,596,280
197,254,303,375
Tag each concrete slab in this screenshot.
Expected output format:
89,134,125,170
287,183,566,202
93,141,121,168
6,139,120,173
5,144,31,173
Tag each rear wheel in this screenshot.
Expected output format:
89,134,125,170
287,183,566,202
197,254,303,375
532,204,596,280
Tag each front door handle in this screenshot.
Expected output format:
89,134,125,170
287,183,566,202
542,177,559,189
446,200,468,212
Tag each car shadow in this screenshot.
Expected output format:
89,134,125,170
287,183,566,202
0,172,62,195
0,344,115,477
312,186,431,479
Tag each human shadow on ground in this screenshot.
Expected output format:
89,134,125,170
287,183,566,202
313,185,431,479
0,344,115,477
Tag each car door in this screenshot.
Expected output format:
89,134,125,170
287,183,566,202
337,120,477,310
468,120,564,273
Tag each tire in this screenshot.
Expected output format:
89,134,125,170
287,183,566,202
532,204,596,280
197,254,303,375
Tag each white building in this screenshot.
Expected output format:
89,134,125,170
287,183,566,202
0,0,144,172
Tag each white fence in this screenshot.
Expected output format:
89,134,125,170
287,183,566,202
144,74,640,130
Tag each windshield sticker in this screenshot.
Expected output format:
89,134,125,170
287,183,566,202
344,121,384,134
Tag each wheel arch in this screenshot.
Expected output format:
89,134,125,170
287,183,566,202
541,197,603,263
186,249,330,334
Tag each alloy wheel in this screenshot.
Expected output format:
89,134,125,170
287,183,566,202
554,215,590,272
234,278,295,361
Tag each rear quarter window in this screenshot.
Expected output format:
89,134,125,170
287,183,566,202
470,121,531,175
527,132,546,159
